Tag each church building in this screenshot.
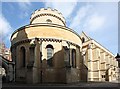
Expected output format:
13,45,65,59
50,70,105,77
10,8,119,84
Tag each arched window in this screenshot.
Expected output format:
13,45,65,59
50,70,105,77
72,49,76,68
46,44,54,67
82,37,85,43
20,47,26,67
46,19,52,23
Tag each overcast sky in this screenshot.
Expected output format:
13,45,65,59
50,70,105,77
0,0,118,55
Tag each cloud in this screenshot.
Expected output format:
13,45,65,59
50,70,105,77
69,4,106,33
69,4,93,29
44,0,77,18
0,14,12,43
44,2,106,33
83,14,105,32
17,0,32,18
17,0,31,10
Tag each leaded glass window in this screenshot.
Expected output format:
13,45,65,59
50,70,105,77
46,44,54,67
47,48,53,59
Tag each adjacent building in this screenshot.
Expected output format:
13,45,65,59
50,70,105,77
0,42,12,61
0,42,14,82
81,32,119,82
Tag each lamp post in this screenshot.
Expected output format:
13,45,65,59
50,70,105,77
115,53,120,68
115,53,120,83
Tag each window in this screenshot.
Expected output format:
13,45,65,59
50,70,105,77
46,44,54,67
20,47,26,67
72,49,76,68
102,75,105,78
63,46,70,68
46,44,53,59
46,19,52,23
113,74,116,77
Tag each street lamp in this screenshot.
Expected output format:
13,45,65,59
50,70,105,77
115,53,120,68
115,53,120,83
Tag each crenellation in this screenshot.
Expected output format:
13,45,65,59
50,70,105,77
30,8,65,26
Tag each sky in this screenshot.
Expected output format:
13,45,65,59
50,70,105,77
0,0,118,55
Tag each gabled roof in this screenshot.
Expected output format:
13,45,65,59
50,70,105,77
81,32,115,57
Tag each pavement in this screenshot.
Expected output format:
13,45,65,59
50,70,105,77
1,82,120,89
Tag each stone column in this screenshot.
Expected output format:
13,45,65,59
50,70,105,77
93,47,100,81
106,54,110,69
87,43,93,81
11,46,16,82
33,38,41,83
76,46,81,81
100,52,106,81
27,40,35,83
67,42,70,67
27,38,42,84
108,56,112,82
105,54,110,81
96,48,101,81
80,47,88,82
69,49,72,67
76,46,81,69
99,50,102,81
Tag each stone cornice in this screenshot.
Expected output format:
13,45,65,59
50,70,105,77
11,38,80,48
40,38,62,42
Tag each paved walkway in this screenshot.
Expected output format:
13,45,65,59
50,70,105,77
2,82,120,88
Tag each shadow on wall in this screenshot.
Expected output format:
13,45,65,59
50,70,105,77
41,48,66,83
41,47,88,83
81,64,88,82
11,27,29,83
12,27,28,45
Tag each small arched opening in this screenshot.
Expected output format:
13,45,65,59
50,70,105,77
71,49,76,68
46,19,52,23
46,44,54,67
20,46,26,68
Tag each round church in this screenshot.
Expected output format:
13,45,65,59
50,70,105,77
10,8,86,84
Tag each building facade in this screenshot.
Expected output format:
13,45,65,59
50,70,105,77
0,42,12,61
10,8,119,84
81,32,119,82
0,55,14,83
0,42,14,82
